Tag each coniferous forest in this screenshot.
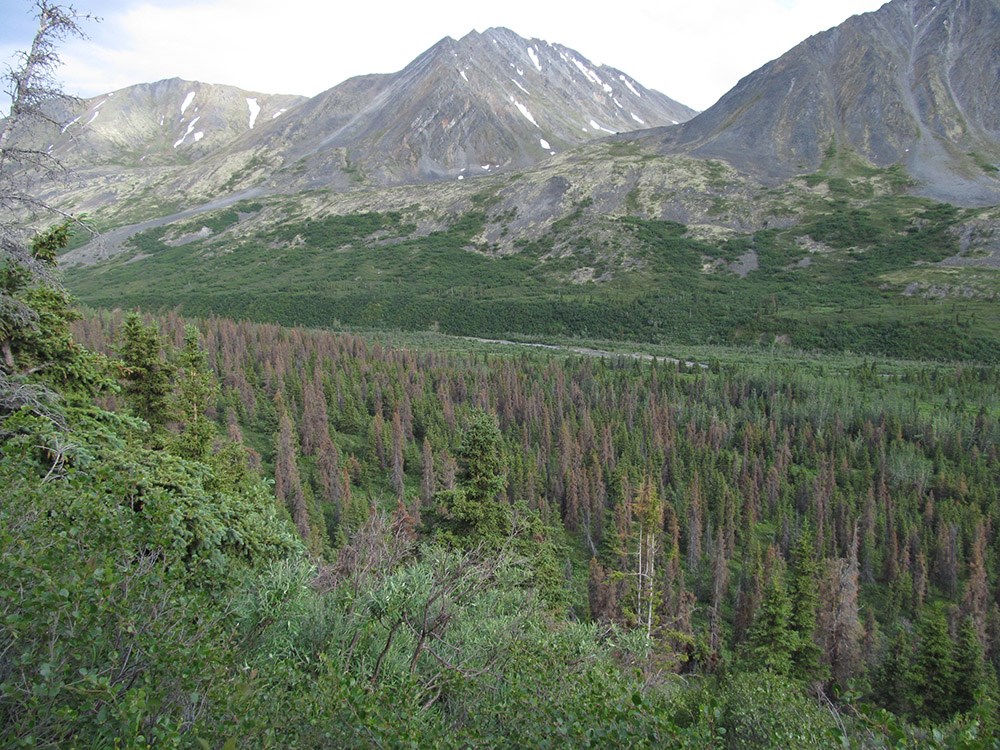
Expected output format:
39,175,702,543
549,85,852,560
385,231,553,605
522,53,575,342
3,290,998,746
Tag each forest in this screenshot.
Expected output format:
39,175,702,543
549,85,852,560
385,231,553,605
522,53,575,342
3,263,998,745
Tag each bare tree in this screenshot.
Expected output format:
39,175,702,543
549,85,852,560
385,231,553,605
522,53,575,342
818,526,862,688
1,2,90,227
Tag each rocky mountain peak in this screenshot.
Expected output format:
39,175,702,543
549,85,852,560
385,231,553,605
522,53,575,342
26,26,696,215
645,0,1000,204
232,25,696,188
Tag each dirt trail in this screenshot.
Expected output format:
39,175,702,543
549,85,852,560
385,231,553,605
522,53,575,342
463,337,706,368
59,188,267,267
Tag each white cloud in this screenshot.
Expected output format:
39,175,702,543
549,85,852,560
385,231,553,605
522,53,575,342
6,0,888,112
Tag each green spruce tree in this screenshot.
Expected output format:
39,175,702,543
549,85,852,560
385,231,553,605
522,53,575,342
428,409,511,547
116,312,174,428
788,527,825,681
170,324,218,461
744,547,795,675
908,601,959,723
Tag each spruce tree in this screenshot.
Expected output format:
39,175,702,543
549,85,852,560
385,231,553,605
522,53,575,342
953,615,987,715
908,601,959,723
744,548,795,675
116,312,173,428
428,409,511,547
171,325,218,461
788,527,825,681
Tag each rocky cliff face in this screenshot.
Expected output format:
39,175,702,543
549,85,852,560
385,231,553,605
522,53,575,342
643,0,1000,204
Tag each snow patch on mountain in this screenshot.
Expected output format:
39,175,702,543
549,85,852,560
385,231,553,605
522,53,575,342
571,58,603,87
619,75,641,97
589,119,615,134
181,91,196,115
511,97,539,127
460,69,469,82
511,78,530,95
527,46,542,72
539,137,550,150
631,112,645,124
85,98,108,125
246,98,261,129
174,116,201,148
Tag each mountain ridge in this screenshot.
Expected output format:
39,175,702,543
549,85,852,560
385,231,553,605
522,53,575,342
46,77,307,168
637,0,1000,205
184,26,696,190
31,26,695,217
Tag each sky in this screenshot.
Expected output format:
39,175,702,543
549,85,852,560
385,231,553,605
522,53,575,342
1,0,889,113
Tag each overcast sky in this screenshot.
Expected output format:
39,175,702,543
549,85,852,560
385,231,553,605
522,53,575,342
1,0,888,113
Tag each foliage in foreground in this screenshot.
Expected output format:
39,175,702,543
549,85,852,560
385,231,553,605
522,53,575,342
4,3,997,745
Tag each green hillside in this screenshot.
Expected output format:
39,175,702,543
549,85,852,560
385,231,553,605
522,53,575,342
66,170,999,362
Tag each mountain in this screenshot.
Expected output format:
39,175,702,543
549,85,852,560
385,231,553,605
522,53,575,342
164,27,695,196
53,5,1000,360
643,0,1000,205
236,27,694,187
46,78,307,168
34,27,693,219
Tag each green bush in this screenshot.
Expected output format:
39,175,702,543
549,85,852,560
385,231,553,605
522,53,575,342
715,671,839,749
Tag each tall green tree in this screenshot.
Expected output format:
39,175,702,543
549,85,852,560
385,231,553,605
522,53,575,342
428,409,511,547
873,625,914,716
953,615,988,716
744,547,795,675
907,601,959,723
788,527,825,681
170,324,218,460
116,312,174,428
